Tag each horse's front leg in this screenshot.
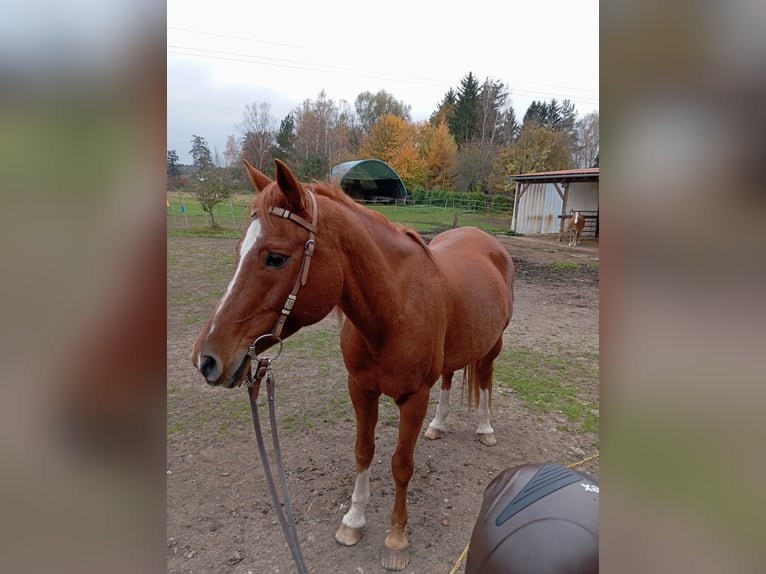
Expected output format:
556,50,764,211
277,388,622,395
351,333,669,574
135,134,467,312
335,379,379,547
382,385,430,571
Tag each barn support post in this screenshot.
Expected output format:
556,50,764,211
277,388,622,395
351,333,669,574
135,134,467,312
558,182,570,241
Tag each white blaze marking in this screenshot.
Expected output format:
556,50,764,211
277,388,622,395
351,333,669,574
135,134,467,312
427,388,451,432
476,388,494,434
210,219,262,332
342,469,370,529
574,212,579,224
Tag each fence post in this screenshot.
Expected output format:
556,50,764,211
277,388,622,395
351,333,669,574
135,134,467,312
168,198,177,225
179,191,189,226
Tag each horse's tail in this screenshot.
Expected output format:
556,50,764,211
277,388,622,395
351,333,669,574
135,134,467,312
463,363,487,411
334,306,345,327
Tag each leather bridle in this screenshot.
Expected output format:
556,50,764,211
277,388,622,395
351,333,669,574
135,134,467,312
249,188,319,350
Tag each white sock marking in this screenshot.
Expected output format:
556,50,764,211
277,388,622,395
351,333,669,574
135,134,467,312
210,219,262,332
476,388,494,434
427,389,451,432
342,469,370,529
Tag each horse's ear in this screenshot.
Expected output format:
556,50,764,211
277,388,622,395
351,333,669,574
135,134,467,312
274,159,308,215
242,159,273,193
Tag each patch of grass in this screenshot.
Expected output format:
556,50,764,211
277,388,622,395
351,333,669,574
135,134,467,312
167,291,212,307
495,346,599,433
551,262,580,270
166,191,252,216
167,421,187,436
288,329,341,360
168,391,254,438
169,226,242,239
368,205,512,235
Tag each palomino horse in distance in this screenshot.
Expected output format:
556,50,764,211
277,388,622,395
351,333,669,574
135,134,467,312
567,211,586,246
192,160,514,570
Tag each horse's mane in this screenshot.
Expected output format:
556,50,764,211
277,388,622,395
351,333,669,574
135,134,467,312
263,178,434,261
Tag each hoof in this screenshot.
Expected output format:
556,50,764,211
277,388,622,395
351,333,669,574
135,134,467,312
381,546,410,571
478,432,497,446
335,524,363,546
424,426,444,440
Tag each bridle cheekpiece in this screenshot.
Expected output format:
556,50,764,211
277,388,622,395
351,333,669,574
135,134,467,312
247,188,319,361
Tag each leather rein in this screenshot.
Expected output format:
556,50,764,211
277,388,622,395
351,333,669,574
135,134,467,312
242,188,318,574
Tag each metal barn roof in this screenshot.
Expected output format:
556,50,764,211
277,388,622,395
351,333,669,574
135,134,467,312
511,167,599,182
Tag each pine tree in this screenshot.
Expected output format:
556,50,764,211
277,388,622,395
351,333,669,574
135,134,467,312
271,113,295,165
189,135,213,171
449,73,481,146
431,88,456,127
167,150,180,176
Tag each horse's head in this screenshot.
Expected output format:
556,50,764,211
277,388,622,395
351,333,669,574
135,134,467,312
192,159,342,388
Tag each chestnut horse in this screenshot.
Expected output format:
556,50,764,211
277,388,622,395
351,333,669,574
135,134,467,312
192,159,514,570
567,211,586,246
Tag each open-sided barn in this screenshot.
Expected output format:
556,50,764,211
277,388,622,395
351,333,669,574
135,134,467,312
510,168,599,238
330,159,408,203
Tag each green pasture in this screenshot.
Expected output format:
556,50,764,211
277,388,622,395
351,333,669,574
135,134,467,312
366,204,512,234
166,191,513,236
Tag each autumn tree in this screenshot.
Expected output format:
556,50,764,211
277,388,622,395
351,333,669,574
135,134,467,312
223,135,240,167
192,168,231,228
493,124,574,190
477,78,511,145
292,91,353,180
239,102,276,172
361,114,423,189
354,90,411,133
572,111,599,168
418,121,457,190
453,141,499,192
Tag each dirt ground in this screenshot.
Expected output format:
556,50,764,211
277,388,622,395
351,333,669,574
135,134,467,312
167,232,599,574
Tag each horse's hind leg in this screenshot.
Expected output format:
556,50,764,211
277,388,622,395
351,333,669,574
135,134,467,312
335,378,379,547
475,337,504,446
424,371,453,440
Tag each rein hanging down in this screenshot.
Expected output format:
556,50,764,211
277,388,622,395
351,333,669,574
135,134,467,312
242,188,319,574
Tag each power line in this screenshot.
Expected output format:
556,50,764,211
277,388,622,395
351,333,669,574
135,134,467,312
168,26,309,51
168,45,599,107
167,26,598,106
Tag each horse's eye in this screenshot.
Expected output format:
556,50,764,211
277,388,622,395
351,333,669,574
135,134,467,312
265,253,289,268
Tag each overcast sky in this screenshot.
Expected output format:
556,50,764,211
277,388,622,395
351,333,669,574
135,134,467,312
168,0,599,165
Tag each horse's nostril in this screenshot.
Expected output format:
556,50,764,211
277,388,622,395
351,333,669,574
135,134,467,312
199,355,218,379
